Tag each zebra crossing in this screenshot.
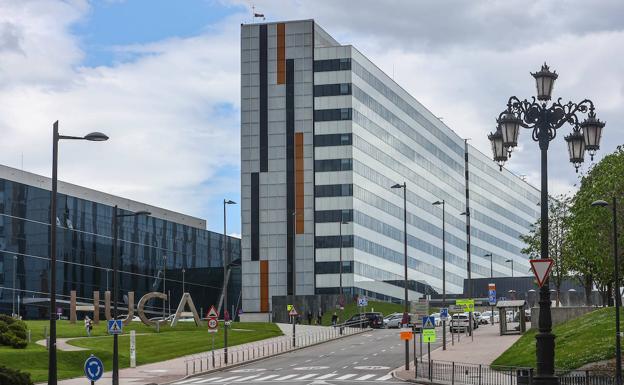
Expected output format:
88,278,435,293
173,372,394,383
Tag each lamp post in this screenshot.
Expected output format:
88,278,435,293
485,253,494,325
162,255,167,319
112,206,150,385
182,268,186,294
339,218,350,334
505,259,514,278
223,199,236,364
489,63,604,385
12,256,17,317
48,121,108,385
432,200,446,350
591,198,622,385
391,182,409,371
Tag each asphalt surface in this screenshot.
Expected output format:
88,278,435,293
173,327,443,385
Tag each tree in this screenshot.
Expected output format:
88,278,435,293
568,146,624,306
519,194,571,306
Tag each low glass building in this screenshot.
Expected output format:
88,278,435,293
0,164,240,319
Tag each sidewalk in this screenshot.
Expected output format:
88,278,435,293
50,323,338,385
394,324,522,381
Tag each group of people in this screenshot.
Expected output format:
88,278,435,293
302,308,340,326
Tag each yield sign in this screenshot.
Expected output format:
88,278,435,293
207,305,218,319
530,259,554,288
288,307,298,317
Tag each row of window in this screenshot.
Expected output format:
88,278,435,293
314,158,353,172
313,58,351,72
314,209,353,223
315,184,353,197
315,133,352,147
314,108,352,122
315,261,354,274
315,235,354,249
314,83,351,97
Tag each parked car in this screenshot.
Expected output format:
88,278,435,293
429,313,442,327
449,314,470,333
383,313,402,328
384,313,404,329
473,312,482,327
480,311,500,324
346,312,384,328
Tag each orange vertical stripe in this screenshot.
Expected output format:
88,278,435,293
260,260,269,312
276,23,285,84
295,132,304,234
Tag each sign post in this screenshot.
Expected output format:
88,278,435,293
422,329,436,380
130,330,136,368
107,319,123,335
289,306,298,347
488,283,497,326
207,305,218,367
84,354,104,384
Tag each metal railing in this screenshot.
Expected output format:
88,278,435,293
184,324,362,376
413,360,615,385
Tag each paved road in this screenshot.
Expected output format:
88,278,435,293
173,327,442,385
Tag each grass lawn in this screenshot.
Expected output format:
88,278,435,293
0,320,282,383
492,307,622,370
318,300,404,326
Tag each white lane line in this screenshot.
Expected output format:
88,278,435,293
355,374,376,381
316,374,338,380
330,351,335,354
336,374,357,380
342,366,348,369
192,378,222,384
378,374,393,381
305,359,313,362
289,363,297,366
274,374,298,381
381,349,386,352
352,362,359,365
254,374,280,381
233,375,260,382
296,374,318,380
174,379,201,384
373,353,378,356
363,357,369,361
341,348,346,350
213,376,241,382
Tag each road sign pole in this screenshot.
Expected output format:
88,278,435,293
428,342,431,381
419,328,423,363
292,314,296,347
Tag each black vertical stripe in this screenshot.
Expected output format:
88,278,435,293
259,25,268,172
286,59,295,295
251,172,259,261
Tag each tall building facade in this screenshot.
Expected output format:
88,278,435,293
0,165,241,318
240,20,540,315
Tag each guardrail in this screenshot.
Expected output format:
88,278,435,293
413,360,615,385
184,324,363,376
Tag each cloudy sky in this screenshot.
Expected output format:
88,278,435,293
1,0,623,236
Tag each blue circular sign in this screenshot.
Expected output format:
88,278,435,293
84,355,104,381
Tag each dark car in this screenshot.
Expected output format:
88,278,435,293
346,312,384,328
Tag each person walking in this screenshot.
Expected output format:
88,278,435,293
307,310,313,325
317,307,323,325
84,316,92,337
331,312,338,326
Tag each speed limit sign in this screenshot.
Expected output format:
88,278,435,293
207,305,218,333
208,318,218,329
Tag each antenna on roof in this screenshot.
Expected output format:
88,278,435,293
252,4,265,21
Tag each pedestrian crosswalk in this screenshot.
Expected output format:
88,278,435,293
174,372,394,383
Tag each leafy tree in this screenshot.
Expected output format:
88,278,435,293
568,146,624,305
519,194,571,306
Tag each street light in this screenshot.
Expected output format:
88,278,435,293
489,63,604,385
112,206,150,385
182,268,186,294
391,182,409,371
484,253,494,326
591,198,622,385
48,121,108,385
223,199,236,364
432,200,447,350
505,259,514,278
339,218,350,334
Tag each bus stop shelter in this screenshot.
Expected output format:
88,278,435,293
496,300,526,335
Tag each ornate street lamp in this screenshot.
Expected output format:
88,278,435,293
489,63,604,385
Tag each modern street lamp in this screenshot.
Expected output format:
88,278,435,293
182,268,186,294
489,63,604,385
223,199,236,364
505,259,514,278
591,198,622,385
48,121,108,385
112,206,150,385
339,218,350,333
391,182,409,371
162,255,167,319
432,200,447,350
484,253,494,325
12,256,17,317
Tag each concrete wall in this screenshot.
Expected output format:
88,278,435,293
271,294,356,324
530,306,597,329
526,290,605,308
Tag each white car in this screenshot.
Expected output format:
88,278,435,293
384,313,404,329
480,311,500,324
449,314,470,332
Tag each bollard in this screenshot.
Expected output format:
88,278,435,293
200,358,202,372
193,360,196,374
186,361,188,376
451,362,455,385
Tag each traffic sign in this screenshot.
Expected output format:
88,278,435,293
422,316,435,329
207,305,218,334
357,297,368,307
288,307,298,317
411,299,429,323
422,329,436,343
440,308,449,321
400,331,413,341
530,259,554,288
107,319,122,335
488,283,497,306
84,354,104,382
207,305,219,319
456,299,474,312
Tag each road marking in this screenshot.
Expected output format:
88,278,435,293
233,375,260,381
336,374,357,380
355,374,376,381
316,374,338,380
296,374,318,380
174,379,200,384
373,353,378,356
294,366,329,371
378,374,393,381
213,376,240,382
355,366,391,370
381,350,386,352
254,374,279,381
341,348,346,350
342,366,348,369
363,357,369,361
192,378,222,383
274,374,298,381
353,362,359,365
330,351,335,354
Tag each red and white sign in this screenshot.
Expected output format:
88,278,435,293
288,307,298,317
207,305,218,333
530,259,554,288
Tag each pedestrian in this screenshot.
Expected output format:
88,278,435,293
317,307,323,325
307,310,313,325
84,316,92,337
331,312,338,326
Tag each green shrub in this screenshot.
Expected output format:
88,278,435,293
8,323,27,341
0,365,34,385
0,314,15,325
0,320,8,334
0,320,27,349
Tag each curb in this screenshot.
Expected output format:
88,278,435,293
165,328,368,384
